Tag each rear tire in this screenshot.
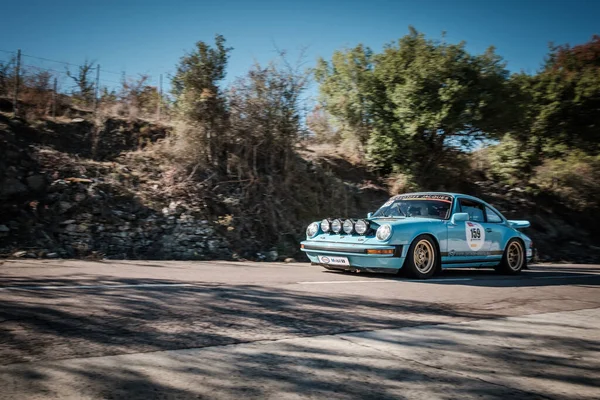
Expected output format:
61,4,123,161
403,235,438,279
495,239,525,275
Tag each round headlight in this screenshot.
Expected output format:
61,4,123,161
306,222,319,238
343,219,354,234
320,219,331,233
355,219,369,235
376,224,392,241
331,219,343,234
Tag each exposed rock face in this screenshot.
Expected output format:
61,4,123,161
25,174,46,192
0,114,230,260
4,116,168,162
1,178,28,197
0,177,231,259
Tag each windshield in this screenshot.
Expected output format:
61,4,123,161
372,194,453,220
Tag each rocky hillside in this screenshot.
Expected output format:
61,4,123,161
1,113,599,263
0,114,387,261
0,114,231,260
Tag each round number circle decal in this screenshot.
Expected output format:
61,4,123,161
465,221,485,251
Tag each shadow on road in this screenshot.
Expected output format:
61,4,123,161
0,274,598,399
0,274,487,364
322,264,600,288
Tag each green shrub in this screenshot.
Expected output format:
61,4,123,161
531,152,600,211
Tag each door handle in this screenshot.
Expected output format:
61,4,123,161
485,228,493,233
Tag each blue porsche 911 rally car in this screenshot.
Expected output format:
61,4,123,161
301,192,533,279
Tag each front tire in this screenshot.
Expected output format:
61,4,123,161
403,235,438,279
495,239,525,275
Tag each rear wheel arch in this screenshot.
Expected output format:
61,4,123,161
504,235,526,253
496,237,526,274
514,237,528,268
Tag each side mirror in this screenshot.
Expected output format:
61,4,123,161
367,212,373,218
451,212,469,224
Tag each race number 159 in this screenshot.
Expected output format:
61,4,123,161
470,228,481,239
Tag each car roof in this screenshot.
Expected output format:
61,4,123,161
386,192,506,219
398,192,487,203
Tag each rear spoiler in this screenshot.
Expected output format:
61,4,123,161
508,220,530,229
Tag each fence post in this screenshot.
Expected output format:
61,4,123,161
94,64,100,115
52,77,57,120
157,73,162,121
13,49,21,117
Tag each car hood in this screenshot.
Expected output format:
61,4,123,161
306,217,443,245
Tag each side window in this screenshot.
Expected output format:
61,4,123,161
485,207,503,223
459,199,485,222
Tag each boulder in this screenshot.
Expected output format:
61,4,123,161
59,201,73,213
1,178,28,198
26,174,46,192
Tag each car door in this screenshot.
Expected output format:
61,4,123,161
483,205,506,263
446,198,494,264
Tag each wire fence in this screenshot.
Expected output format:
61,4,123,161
0,48,171,121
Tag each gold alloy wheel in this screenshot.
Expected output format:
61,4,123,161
507,241,524,271
414,239,435,274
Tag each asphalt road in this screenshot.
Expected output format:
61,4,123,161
0,260,599,399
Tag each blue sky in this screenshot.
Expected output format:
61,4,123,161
0,0,598,96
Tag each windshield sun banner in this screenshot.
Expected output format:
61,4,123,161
391,194,453,203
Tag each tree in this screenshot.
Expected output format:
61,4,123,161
306,106,339,143
66,59,96,106
316,28,514,183
370,29,512,176
487,35,600,182
171,34,232,175
314,44,376,153
530,35,600,156
228,59,309,178
118,74,163,118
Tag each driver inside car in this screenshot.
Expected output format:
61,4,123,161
407,205,422,217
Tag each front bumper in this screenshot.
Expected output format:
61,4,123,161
300,241,405,273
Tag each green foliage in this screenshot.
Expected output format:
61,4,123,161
171,34,232,174
529,36,600,156
317,29,600,206
316,28,514,183
314,44,376,152
484,35,600,183
169,35,318,253
531,151,600,211
479,135,540,184
306,107,340,144
371,30,514,178
118,75,166,118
